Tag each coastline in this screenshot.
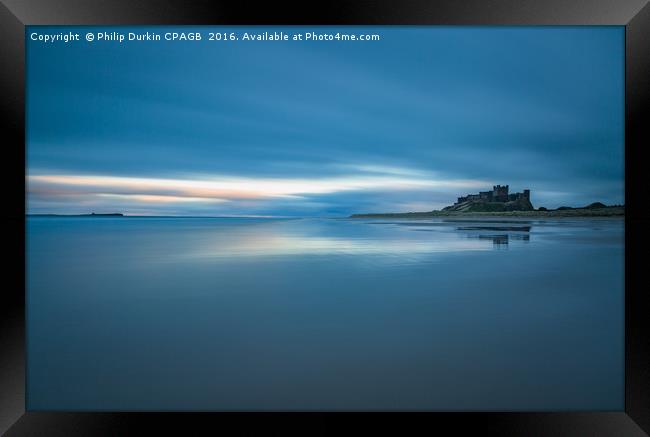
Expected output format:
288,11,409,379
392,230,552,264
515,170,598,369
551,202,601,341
349,206,624,219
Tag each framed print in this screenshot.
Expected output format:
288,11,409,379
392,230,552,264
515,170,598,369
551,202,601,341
1,0,649,435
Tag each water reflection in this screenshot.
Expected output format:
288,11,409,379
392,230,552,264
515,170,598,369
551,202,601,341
177,218,539,261
475,233,530,246
457,225,531,232
479,234,509,246
180,228,490,260
26,216,625,410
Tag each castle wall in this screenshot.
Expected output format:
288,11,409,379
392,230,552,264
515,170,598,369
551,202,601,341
454,185,530,206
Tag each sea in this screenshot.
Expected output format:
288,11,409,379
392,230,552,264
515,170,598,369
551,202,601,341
26,216,624,410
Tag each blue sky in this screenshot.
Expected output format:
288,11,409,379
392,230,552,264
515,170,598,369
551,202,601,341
26,26,624,216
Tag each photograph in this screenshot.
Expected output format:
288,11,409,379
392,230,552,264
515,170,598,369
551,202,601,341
24,25,626,411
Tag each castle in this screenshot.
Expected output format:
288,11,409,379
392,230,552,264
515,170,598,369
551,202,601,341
455,185,530,205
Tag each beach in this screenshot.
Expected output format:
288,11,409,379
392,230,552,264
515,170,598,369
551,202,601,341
26,215,624,410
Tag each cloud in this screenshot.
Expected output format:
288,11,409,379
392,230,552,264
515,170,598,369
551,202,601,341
27,170,490,215
26,27,624,215
95,193,228,204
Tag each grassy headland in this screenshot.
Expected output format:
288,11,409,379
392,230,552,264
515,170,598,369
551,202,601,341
350,204,624,218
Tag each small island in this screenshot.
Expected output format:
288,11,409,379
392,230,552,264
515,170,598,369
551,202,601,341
350,185,624,218
28,213,125,217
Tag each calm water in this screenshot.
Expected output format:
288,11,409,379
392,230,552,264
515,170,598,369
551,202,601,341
26,216,624,410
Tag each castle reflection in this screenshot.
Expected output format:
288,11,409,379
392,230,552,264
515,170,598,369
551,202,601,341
476,233,531,246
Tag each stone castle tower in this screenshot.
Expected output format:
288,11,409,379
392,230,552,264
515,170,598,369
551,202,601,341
492,185,509,202
453,185,532,208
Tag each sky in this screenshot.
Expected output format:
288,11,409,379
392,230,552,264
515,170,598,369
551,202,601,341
26,26,624,216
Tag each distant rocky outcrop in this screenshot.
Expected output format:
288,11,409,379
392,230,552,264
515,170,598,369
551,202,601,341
27,212,125,217
442,197,534,213
584,202,607,209
349,183,623,218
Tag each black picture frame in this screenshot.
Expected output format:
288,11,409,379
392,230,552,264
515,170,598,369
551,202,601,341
1,0,648,435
